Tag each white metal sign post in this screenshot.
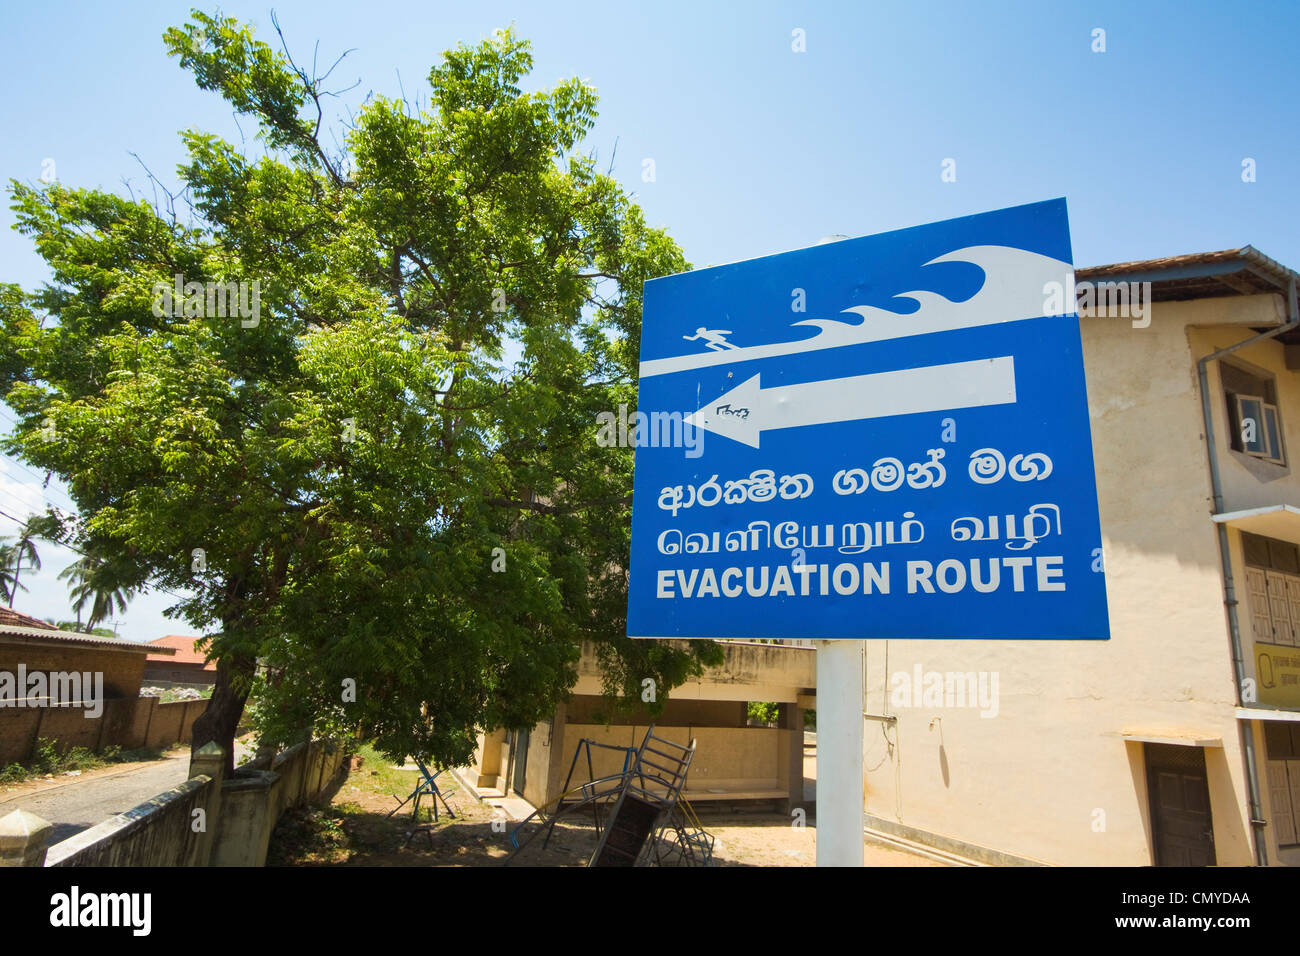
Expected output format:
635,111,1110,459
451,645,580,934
815,639,864,865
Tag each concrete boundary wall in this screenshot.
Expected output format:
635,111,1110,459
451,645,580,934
0,738,349,868
0,697,208,764
212,739,347,867
45,776,215,868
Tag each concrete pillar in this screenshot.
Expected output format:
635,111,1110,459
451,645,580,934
547,702,569,802
778,702,805,814
189,740,226,781
815,640,864,866
479,729,506,789
0,809,54,867
188,742,225,866
211,771,278,867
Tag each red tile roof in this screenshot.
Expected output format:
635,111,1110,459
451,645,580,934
0,608,58,630
146,634,216,670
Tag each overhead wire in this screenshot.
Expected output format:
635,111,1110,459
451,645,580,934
0,504,198,604
0,410,83,514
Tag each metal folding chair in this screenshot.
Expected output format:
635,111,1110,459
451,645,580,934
589,726,698,867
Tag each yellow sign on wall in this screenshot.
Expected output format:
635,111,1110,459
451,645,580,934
1256,643,1300,708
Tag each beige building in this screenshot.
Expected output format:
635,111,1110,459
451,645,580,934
466,639,814,813
863,247,1300,866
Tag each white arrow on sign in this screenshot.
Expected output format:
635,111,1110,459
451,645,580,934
684,356,1016,448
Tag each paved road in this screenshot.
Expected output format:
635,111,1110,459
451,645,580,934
0,741,253,844
0,753,192,844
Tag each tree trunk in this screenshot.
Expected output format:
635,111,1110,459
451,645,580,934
191,652,256,776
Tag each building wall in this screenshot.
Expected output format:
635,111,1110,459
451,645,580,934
569,639,815,703
521,716,556,809
143,661,216,685
465,640,814,807
0,640,149,700
476,712,801,807
468,728,513,792
1192,295,1295,514
564,695,749,727
859,298,1276,865
560,722,792,799
1186,308,1300,865
0,697,208,764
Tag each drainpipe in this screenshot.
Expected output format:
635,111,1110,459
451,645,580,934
1195,275,1299,866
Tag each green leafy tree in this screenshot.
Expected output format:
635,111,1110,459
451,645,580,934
1,12,719,772
45,617,117,637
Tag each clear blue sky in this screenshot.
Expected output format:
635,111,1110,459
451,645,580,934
2,0,1297,640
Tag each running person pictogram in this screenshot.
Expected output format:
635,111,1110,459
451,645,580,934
682,327,739,351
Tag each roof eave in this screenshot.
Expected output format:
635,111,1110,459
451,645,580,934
0,625,173,654
1077,246,1299,295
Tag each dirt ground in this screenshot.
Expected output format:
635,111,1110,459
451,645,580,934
268,753,942,867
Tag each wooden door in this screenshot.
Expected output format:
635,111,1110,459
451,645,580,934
1145,743,1216,866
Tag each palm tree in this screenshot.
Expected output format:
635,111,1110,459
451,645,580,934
58,556,93,630
6,518,44,608
0,542,20,605
58,553,139,630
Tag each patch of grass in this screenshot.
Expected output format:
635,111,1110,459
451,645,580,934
162,687,212,703
0,739,168,785
29,739,60,775
267,805,353,865
57,747,100,771
267,741,463,866
350,742,422,806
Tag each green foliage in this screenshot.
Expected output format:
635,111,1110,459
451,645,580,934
0,543,17,605
267,805,351,865
1,12,717,767
747,701,779,725
58,552,139,630
49,619,117,637
30,738,60,774
58,746,100,771
0,741,167,784
0,513,57,606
